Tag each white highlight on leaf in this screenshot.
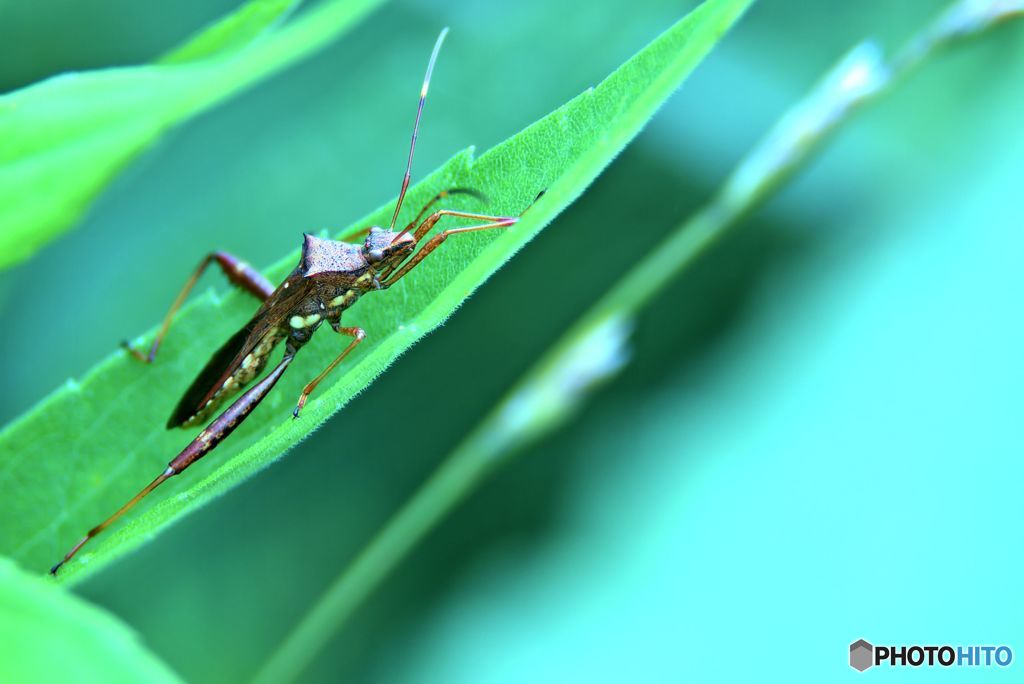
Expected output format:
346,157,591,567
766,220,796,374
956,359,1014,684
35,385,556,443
487,314,633,456
721,42,888,209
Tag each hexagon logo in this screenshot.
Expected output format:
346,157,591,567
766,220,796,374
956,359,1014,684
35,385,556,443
850,639,874,672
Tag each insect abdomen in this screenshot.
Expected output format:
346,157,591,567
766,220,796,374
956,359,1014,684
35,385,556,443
172,326,287,429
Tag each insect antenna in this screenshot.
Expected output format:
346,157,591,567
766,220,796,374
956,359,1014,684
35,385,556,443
389,27,449,239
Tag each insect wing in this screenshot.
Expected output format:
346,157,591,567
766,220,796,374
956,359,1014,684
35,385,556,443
167,273,308,428
167,323,258,428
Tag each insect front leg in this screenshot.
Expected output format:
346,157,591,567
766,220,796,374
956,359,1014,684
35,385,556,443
382,191,545,285
292,324,366,419
123,251,275,363
340,188,486,245
380,211,519,286
400,188,487,235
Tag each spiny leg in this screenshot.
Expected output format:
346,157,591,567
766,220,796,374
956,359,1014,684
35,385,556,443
50,471,171,574
413,209,518,243
339,188,484,245
50,355,294,575
123,251,275,363
381,213,518,286
293,326,366,419
384,191,546,283
396,188,487,241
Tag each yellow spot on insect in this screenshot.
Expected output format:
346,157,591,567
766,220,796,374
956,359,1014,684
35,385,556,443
241,354,255,370
290,314,321,329
283,282,290,289
330,291,356,308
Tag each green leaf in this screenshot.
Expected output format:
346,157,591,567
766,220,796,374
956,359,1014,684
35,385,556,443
158,0,301,64
0,0,754,584
0,556,181,683
0,0,385,270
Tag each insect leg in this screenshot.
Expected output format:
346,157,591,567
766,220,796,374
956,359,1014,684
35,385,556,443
381,214,518,286
49,354,294,575
393,188,487,241
292,326,366,419
339,189,485,247
123,251,275,363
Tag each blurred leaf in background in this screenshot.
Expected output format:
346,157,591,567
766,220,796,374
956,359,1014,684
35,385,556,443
0,0,383,269
0,0,1021,682
0,557,180,683
257,3,1023,680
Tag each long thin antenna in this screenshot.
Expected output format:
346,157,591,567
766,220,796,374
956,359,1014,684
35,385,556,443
389,27,449,232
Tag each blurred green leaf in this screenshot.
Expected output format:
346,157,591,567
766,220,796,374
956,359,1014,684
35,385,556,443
0,0,753,585
256,3,1024,680
159,0,301,64
0,556,181,683
0,0,384,270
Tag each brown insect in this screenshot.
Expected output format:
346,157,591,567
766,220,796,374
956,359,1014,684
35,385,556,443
51,28,538,575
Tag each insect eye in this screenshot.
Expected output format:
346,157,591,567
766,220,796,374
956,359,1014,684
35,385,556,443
368,248,384,262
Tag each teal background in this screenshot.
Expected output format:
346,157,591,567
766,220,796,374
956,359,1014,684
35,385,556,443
1,0,1021,681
